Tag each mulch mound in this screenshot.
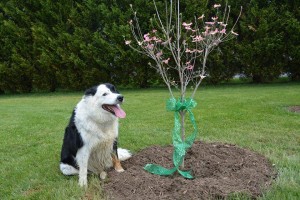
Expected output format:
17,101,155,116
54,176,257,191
103,141,277,200
288,106,300,113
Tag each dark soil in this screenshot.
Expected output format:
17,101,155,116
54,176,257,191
288,106,300,113
103,141,277,200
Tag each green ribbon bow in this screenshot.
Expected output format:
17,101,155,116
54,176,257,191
144,98,198,179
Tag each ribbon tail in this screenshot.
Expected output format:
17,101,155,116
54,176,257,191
144,164,177,176
184,110,198,148
177,169,194,179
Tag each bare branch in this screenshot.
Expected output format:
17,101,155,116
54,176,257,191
126,1,241,101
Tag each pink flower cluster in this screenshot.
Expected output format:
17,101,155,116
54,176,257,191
179,4,240,52
143,33,162,43
125,29,173,65
182,22,193,31
185,61,194,70
126,3,240,72
182,17,228,39
186,48,203,53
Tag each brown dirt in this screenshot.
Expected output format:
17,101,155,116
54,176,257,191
103,141,276,199
288,106,300,113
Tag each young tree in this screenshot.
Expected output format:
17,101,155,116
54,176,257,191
126,0,241,178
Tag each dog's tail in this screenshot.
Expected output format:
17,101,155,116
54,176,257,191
117,148,132,161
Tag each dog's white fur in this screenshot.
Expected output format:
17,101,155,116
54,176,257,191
60,84,131,187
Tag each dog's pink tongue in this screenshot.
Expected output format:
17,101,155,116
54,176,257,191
111,105,126,118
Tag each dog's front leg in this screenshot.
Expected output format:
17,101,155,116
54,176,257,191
112,154,124,172
76,146,90,188
112,139,124,172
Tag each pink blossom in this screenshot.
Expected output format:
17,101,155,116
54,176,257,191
209,28,219,35
205,26,211,30
146,43,154,50
162,58,170,64
205,22,215,25
143,33,149,38
182,22,193,27
192,35,204,42
213,4,221,8
182,22,193,31
186,48,192,53
151,36,158,41
212,16,218,21
185,26,192,30
143,33,151,42
200,75,206,79
152,29,157,33
220,29,226,34
186,49,195,53
156,51,163,58
198,14,205,20
186,49,202,53
186,62,194,70
186,65,193,70
231,30,239,36
125,40,131,45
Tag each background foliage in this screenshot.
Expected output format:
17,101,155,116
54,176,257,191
0,0,299,93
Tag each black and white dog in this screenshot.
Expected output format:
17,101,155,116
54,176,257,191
60,83,131,187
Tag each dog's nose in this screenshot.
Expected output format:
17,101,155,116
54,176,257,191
117,95,124,102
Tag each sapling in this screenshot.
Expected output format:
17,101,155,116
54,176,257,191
126,0,242,178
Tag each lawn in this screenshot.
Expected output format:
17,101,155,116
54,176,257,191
0,83,299,199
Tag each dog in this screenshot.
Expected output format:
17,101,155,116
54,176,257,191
59,83,131,187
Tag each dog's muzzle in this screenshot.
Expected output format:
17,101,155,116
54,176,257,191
117,95,124,103
102,95,126,118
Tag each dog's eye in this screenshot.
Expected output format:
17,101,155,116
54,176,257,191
102,93,108,96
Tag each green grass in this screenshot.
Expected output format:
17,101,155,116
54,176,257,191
0,83,299,199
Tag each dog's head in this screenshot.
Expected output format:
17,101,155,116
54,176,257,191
84,83,126,119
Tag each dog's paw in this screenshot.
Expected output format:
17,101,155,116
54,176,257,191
78,177,88,188
115,167,125,173
100,171,107,180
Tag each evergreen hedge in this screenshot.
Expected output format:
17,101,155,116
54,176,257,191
0,0,299,93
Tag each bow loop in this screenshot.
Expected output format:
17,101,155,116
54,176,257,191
166,98,197,112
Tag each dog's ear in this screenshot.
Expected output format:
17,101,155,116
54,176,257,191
104,83,119,94
84,86,97,96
